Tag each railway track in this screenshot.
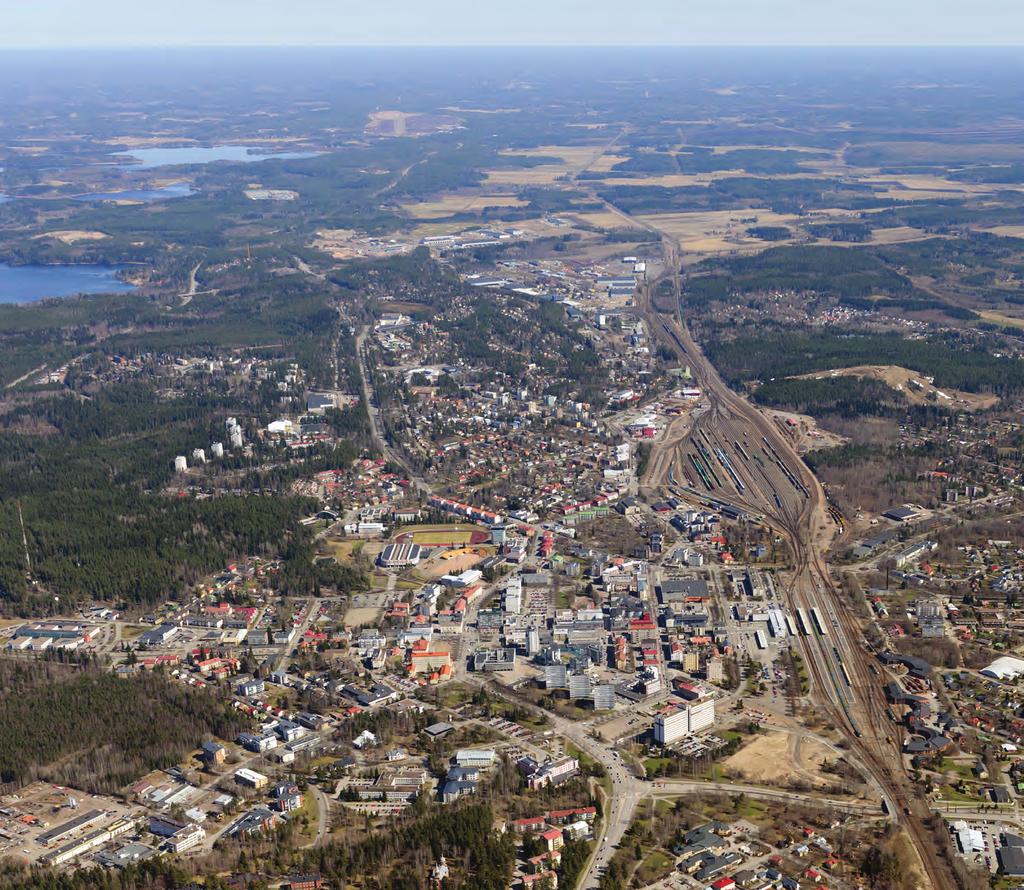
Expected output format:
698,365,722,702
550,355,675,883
632,223,957,890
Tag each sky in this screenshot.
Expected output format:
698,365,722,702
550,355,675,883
3,0,1023,48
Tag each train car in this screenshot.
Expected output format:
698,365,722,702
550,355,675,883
839,661,853,688
810,607,829,636
754,630,767,650
796,608,812,636
784,614,799,637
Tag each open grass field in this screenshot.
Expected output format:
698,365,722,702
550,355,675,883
636,851,674,885
977,309,1024,330
484,166,569,186
722,731,836,789
865,225,938,245
344,605,383,627
322,539,377,564
35,230,109,244
401,194,528,219
708,143,825,155
484,145,629,185
567,210,646,230
501,145,623,166
638,205,798,239
861,173,996,194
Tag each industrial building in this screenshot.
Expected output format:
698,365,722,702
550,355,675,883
40,817,134,867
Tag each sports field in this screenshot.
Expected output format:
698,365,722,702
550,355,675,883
394,525,490,546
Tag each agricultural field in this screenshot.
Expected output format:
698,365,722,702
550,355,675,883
400,193,528,219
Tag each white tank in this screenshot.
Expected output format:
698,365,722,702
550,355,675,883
174,455,188,473
211,442,224,458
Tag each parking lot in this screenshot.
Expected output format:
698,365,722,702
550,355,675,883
0,782,143,867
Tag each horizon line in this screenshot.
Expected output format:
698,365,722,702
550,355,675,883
1,42,1022,51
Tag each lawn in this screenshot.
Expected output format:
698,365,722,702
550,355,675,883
554,586,574,609
428,682,475,710
290,788,321,843
636,850,675,885
734,798,769,820
644,756,673,775
938,785,983,803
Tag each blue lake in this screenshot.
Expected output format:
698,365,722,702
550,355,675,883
114,145,318,169
0,263,136,304
75,182,194,203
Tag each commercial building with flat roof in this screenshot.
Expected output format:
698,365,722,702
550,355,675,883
473,648,517,672
379,542,424,568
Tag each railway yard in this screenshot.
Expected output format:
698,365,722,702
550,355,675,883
636,229,959,889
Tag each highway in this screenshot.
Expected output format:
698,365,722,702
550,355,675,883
629,226,956,889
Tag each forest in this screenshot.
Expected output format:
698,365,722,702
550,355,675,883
0,249,377,615
751,375,908,419
0,659,246,793
685,245,915,304
702,328,1024,396
300,803,515,890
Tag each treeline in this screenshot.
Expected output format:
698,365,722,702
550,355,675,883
0,859,201,890
0,492,315,613
808,221,872,242
747,225,792,242
0,662,246,792
752,376,905,419
703,328,1024,395
685,245,914,305
601,176,877,215
608,147,820,177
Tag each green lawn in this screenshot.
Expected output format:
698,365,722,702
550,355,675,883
644,756,672,775
734,798,769,820
636,850,674,885
938,785,983,803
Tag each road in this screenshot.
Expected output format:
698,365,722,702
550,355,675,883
628,221,956,888
480,674,887,887
274,598,316,674
478,679,643,888
303,785,331,848
354,326,431,494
